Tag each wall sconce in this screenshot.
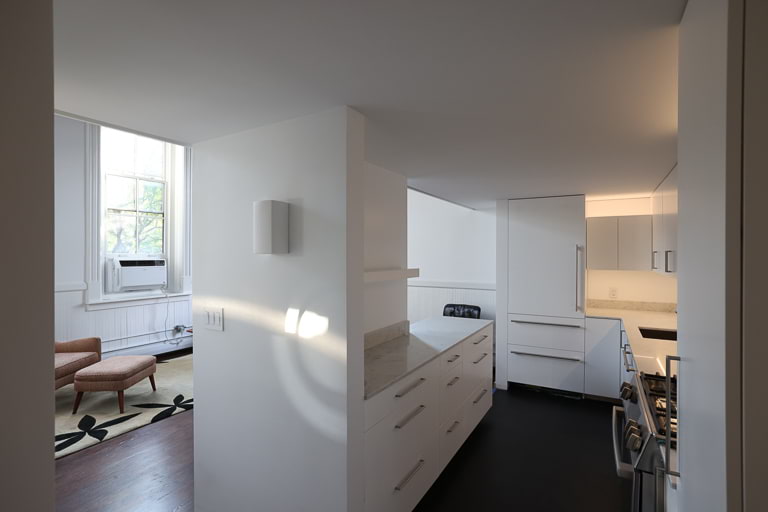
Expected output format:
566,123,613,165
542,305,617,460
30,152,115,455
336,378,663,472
253,200,289,254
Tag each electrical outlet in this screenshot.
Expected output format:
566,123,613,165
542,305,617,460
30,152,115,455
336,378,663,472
204,308,224,331
609,287,618,299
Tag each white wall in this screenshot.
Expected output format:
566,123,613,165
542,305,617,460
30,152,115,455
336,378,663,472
54,115,192,355
677,0,738,510
192,107,364,512
407,189,496,321
364,163,407,333
586,270,677,303
0,1,54,508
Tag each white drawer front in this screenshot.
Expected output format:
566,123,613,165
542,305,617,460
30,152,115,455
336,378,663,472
465,349,492,394
439,363,467,426
438,407,466,470
439,342,464,373
508,315,585,352
365,361,437,431
507,344,585,393
465,380,492,433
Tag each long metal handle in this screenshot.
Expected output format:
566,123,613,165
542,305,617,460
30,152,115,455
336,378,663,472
473,353,488,365
472,335,489,345
510,350,583,362
622,345,636,373
446,420,460,434
447,354,460,363
394,405,426,430
664,250,672,273
665,355,681,478
652,250,658,270
394,459,425,492
612,406,634,479
446,376,460,387
472,388,488,404
394,377,426,399
510,319,582,329
575,244,581,312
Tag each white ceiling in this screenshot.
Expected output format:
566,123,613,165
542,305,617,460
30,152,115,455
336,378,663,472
55,0,685,208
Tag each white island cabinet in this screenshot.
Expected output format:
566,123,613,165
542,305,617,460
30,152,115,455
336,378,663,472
364,317,493,512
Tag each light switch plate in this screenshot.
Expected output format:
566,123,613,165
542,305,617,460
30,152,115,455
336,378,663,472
204,307,224,331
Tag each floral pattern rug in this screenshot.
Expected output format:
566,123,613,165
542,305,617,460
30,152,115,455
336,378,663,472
54,353,192,458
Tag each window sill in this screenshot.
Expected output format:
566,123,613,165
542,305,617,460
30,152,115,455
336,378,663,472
86,291,192,311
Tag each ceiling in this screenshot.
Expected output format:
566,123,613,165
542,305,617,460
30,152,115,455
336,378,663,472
55,0,685,209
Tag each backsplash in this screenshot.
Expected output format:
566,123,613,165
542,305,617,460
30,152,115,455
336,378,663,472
587,299,677,313
587,269,677,304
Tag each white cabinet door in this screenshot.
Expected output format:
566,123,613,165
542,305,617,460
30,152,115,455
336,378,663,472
587,217,618,270
662,166,678,274
508,195,585,318
618,215,652,271
585,317,621,399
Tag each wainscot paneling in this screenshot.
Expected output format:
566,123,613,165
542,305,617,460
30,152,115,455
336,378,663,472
54,290,193,356
407,282,496,323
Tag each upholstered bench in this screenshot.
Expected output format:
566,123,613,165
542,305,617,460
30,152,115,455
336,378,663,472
73,355,157,414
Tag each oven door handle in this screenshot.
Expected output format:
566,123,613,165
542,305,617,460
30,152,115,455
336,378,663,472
612,406,634,480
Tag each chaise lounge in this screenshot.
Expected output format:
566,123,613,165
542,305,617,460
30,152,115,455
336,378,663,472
54,337,101,390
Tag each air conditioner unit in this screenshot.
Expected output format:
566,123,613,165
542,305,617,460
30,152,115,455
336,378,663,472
106,257,168,293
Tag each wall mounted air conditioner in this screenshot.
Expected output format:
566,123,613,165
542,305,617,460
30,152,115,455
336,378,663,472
106,257,167,293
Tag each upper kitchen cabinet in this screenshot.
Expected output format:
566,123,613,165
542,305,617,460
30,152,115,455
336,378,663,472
651,166,678,274
508,195,585,318
587,215,652,271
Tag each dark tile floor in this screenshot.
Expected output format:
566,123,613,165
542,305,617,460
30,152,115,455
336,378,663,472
414,385,632,512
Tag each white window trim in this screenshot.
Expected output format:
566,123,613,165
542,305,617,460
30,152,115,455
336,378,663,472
85,123,192,304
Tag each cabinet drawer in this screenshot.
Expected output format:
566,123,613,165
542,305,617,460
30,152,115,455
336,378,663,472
507,344,585,393
465,349,492,394
439,342,464,372
439,363,467,426
365,361,437,431
508,314,585,352
464,327,493,360
438,407,466,470
465,380,492,433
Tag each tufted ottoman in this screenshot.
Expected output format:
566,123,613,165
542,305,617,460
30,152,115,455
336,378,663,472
73,355,157,414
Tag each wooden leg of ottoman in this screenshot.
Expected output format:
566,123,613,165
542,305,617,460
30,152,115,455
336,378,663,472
149,374,157,391
72,392,83,414
117,390,125,413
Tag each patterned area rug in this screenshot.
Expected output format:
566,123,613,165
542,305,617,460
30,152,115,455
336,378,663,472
54,353,192,458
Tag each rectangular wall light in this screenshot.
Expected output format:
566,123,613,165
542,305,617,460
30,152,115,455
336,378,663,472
253,200,290,254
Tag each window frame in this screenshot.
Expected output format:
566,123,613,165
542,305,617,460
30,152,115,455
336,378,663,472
84,122,192,304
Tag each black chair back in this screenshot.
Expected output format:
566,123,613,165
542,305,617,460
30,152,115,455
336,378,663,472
443,303,481,319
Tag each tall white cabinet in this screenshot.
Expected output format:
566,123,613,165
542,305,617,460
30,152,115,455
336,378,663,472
498,195,587,393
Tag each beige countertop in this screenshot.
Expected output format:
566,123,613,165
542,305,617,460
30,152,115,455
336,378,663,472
364,316,493,399
587,307,677,376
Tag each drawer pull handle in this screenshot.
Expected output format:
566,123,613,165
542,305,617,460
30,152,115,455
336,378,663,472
510,319,582,329
394,377,426,399
473,388,488,404
447,376,461,387
394,459,425,492
395,405,426,430
447,420,461,434
447,354,461,363
510,350,583,363
473,353,488,365
473,335,489,345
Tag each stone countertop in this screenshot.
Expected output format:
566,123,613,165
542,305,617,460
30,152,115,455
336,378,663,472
364,316,494,399
587,307,677,376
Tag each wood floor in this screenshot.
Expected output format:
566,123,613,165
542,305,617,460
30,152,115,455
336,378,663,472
55,410,193,512
55,385,629,512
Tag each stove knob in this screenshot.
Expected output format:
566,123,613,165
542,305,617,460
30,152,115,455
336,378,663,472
620,382,636,402
624,425,640,444
626,432,643,452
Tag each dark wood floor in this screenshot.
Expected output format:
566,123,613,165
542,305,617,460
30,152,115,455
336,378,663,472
55,410,193,512
55,386,629,512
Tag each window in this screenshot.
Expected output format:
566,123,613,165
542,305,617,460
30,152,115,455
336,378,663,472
100,127,184,256
88,124,191,301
